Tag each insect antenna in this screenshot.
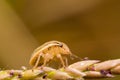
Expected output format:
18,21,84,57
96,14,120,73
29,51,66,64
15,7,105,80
70,53,81,60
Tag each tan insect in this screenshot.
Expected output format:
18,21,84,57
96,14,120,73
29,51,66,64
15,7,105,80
29,40,73,68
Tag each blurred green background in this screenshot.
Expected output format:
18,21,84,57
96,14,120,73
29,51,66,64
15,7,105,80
0,0,120,79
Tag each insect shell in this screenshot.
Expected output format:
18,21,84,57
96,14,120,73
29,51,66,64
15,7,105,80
29,40,72,68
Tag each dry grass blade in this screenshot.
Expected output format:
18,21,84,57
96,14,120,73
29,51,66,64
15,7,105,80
94,59,120,71
0,59,120,80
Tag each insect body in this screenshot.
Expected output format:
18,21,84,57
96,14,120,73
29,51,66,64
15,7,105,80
29,40,72,68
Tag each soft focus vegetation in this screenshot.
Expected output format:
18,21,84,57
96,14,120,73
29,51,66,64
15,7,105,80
0,0,120,80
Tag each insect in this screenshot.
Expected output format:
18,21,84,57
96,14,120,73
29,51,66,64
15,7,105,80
29,40,73,68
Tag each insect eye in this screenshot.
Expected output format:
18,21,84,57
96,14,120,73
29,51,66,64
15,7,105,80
59,43,63,47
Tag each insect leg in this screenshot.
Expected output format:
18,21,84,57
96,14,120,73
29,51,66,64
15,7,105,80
33,52,43,68
65,57,68,67
43,58,47,67
57,54,65,68
42,53,50,67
